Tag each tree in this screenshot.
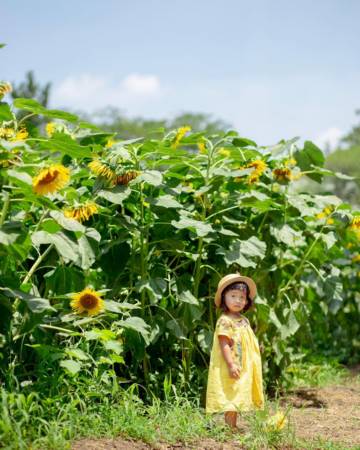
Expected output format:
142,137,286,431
89,107,231,139
11,71,51,127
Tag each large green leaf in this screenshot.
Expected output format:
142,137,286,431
116,316,150,345
280,310,300,339
49,211,85,233
0,102,13,121
295,141,325,182
154,194,183,209
31,231,78,263
60,359,81,375
44,266,84,295
132,170,163,186
77,235,96,269
171,216,214,237
38,134,94,159
178,290,199,305
97,186,131,204
3,288,55,313
270,224,306,247
218,236,266,268
13,98,78,122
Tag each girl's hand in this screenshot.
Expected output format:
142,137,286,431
228,363,241,379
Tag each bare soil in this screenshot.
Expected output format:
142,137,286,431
72,369,360,450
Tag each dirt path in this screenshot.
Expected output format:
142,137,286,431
73,373,360,450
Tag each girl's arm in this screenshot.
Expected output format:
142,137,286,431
218,335,241,379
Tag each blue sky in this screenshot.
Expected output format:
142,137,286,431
2,0,360,147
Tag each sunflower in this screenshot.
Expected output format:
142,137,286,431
32,164,70,195
218,147,231,158
0,82,12,98
113,170,139,185
352,254,360,263
197,141,206,154
273,167,293,182
0,127,15,140
316,205,334,224
88,159,116,181
284,158,297,167
265,411,287,432
64,202,98,222
236,159,267,184
46,122,56,137
248,160,267,183
171,126,191,149
105,138,116,148
350,217,360,230
70,288,104,316
11,128,28,141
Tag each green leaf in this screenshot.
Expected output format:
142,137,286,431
218,236,266,268
166,318,186,339
104,340,123,354
171,216,214,237
13,98,46,115
154,195,183,209
3,288,55,313
232,137,257,147
31,231,78,263
13,98,78,122
40,134,93,159
280,310,300,339
132,170,163,186
240,191,275,212
295,141,325,182
44,266,84,295
287,194,319,217
49,211,85,233
7,169,32,185
316,231,337,250
65,348,89,361
116,316,150,345
0,226,21,245
60,359,81,375
77,235,96,270
135,277,167,301
104,300,140,312
269,309,282,329
97,186,131,205
178,290,199,305
0,102,13,121
270,224,306,247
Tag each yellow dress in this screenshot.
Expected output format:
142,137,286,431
206,314,265,413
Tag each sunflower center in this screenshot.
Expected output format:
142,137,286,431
39,170,59,185
79,294,98,309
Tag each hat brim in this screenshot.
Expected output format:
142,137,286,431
214,275,257,307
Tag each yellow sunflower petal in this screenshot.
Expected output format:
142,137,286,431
70,288,104,316
32,164,70,195
64,202,98,223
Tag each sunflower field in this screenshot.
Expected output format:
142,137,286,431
0,78,360,417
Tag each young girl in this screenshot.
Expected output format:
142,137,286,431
206,273,264,428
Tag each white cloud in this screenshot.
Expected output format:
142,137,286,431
314,127,343,151
121,73,160,95
52,73,162,111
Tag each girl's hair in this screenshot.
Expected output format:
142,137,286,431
220,282,253,313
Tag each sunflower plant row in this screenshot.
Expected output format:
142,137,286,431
0,84,359,399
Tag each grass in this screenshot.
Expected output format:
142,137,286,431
0,360,358,450
285,357,349,389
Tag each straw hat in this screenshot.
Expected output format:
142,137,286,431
214,273,257,308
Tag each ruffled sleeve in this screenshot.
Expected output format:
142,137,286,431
216,315,233,339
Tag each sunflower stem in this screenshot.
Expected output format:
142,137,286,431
22,244,54,285
0,190,10,227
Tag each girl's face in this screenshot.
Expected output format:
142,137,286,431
224,286,247,313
